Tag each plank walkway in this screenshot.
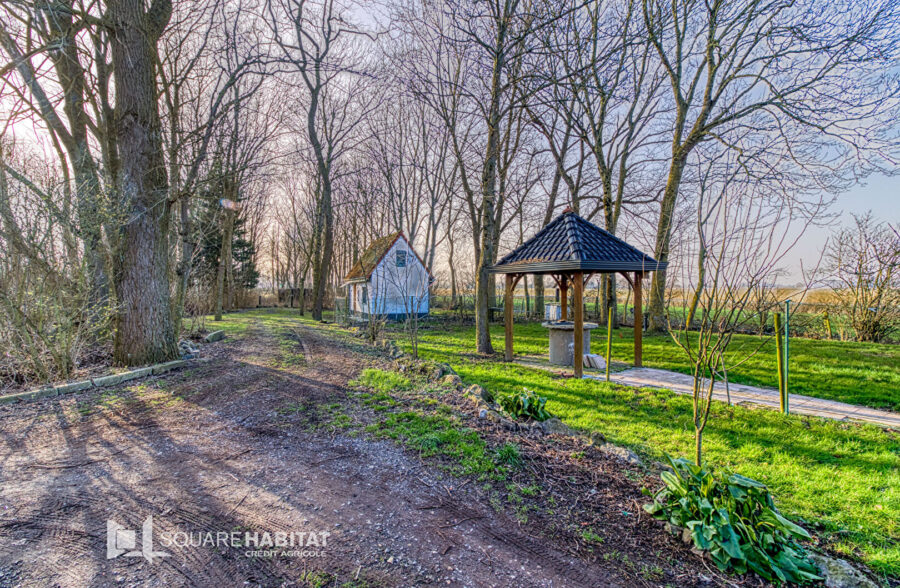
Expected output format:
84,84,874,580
516,357,900,429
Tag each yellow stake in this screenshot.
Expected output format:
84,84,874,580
774,313,786,413
606,307,613,382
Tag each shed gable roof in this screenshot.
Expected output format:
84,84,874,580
344,232,433,282
344,232,402,282
492,210,666,273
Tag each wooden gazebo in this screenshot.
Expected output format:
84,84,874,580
490,209,666,377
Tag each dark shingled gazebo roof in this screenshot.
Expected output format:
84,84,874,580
491,210,666,274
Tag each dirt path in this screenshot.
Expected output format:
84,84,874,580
0,316,635,587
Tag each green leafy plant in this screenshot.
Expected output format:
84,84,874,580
494,442,523,468
644,456,821,585
499,388,551,421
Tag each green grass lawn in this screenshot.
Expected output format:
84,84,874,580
192,308,336,340
402,321,900,578
201,310,899,578
421,321,899,411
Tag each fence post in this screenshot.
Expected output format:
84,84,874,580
784,299,790,414
774,312,786,413
823,310,832,340
606,307,613,382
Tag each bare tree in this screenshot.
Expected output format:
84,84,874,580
667,150,819,465
643,0,900,331
0,2,111,306
824,213,900,343
159,0,268,324
397,0,551,353
107,0,180,364
0,0,272,367
543,0,666,326
268,0,373,321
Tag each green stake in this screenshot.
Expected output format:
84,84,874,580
606,307,613,382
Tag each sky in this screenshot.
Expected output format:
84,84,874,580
786,172,898,283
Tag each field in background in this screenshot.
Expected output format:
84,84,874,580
428,293,898,343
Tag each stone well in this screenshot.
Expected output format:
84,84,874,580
541,321,599,366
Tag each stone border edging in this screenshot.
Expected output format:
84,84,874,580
204,330,225,343
0,359,193,405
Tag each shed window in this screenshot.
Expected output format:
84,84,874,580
361,287,367,304
396,250,407,267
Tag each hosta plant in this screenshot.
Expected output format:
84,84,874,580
499,388,552,422
644,456,822,585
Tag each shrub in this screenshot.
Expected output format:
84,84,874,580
499,388,551,421
644,456,821,585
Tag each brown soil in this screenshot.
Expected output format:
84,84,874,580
0,313,738,587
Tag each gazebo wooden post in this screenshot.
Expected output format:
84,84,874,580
573,271,584,378
634,271,643,367
504,274,515,361
559,276,568,320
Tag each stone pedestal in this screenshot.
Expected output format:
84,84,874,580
542,321,599,366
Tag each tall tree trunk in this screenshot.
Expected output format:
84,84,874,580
647,154,688,331
214,236,226,322
488,274,497,309
270,238,277,293
307,82,333,322
110,0,176,365
215,207,235,320
225,229,235,311
600,275,618,327
299,270,307,316
310,203,333,321
173,195,193,325
448,235,458,309
534,275,544,319
41,4,108,305
475,26,509,354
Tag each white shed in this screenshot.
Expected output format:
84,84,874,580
343,232,431,320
